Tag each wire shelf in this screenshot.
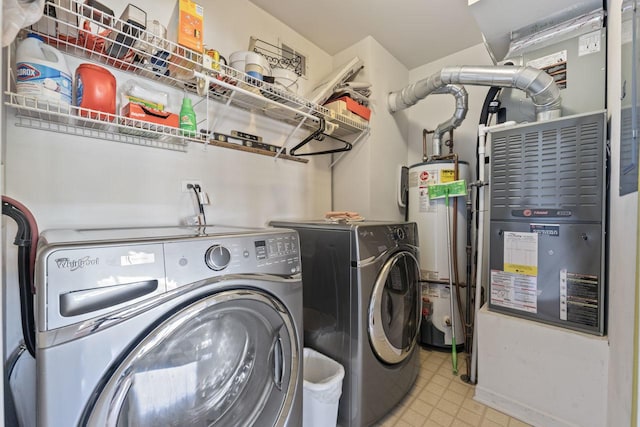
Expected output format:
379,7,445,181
18,0,368,152
5,92,197,151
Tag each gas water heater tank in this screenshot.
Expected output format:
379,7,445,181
408,160,469,349
408,160,469,281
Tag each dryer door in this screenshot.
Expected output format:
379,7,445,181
368,250,421,364
83,289,299,427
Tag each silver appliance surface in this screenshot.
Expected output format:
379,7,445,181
270,220,421,427
35,226,303,427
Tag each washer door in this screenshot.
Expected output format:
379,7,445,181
368,251,421,364
83,289,298,427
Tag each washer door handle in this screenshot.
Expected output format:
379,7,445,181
60,279,159,317
272,333,284,391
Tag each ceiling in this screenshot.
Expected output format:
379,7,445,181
248,0,484,70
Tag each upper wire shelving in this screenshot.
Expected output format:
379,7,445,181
4,0,369,156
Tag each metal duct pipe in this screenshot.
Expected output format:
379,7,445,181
431,85,468,156
388,65,562,121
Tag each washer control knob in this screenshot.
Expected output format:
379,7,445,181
205,245,231,271
394,227,406,241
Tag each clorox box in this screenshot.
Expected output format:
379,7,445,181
168,0,204,53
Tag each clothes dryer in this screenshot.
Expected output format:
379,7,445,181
35,226,303,427
270,220,421,427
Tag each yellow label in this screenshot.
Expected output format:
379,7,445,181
504,263,538,276
440,169,455,183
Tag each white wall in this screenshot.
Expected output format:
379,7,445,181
2,0,336,368
476,308,609,427
0,1,5,422
329,38,374,216
606,1,637,426
332,36,409,220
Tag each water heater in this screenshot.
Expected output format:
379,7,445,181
408,160,469,347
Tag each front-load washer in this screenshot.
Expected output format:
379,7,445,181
270,220,421,426
35,225,303,427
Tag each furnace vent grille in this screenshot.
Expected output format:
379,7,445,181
490,111,606,222
620,107,638,195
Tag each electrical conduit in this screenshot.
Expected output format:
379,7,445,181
470,121,516,384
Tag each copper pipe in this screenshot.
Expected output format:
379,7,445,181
422,129,434,162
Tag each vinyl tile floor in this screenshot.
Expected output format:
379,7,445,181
373,347,533,427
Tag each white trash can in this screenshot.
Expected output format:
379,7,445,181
303,347,345,427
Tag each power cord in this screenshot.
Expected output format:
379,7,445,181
2,197,38,358
187,183,207,225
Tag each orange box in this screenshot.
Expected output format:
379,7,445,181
172,0,204,52
334,96,371,121
122,103,179,128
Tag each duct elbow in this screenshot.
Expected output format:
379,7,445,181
525,69,562,120
388,91,402,113
432,84,469,150
440,65,562,121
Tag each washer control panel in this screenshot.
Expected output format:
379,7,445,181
254,234,298,266
164,230,301,289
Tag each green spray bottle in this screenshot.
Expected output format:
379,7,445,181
179,96,197,137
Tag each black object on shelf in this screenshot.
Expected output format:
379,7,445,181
249,37,303,77
289,117,352,156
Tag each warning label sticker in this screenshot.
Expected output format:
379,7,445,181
491,269,538,313
416,169,438,213
503,231,538,276
440,169,455,183
418,187,437,213
566,271,599,327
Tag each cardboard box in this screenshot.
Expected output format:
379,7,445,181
334,96,371,121
324,98,370,126
168,0,204,53
122,102,179,128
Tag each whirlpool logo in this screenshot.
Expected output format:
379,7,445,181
55,256,99,271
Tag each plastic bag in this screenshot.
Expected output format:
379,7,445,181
3,0,45,47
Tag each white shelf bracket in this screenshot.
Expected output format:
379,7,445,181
329,128,370,168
